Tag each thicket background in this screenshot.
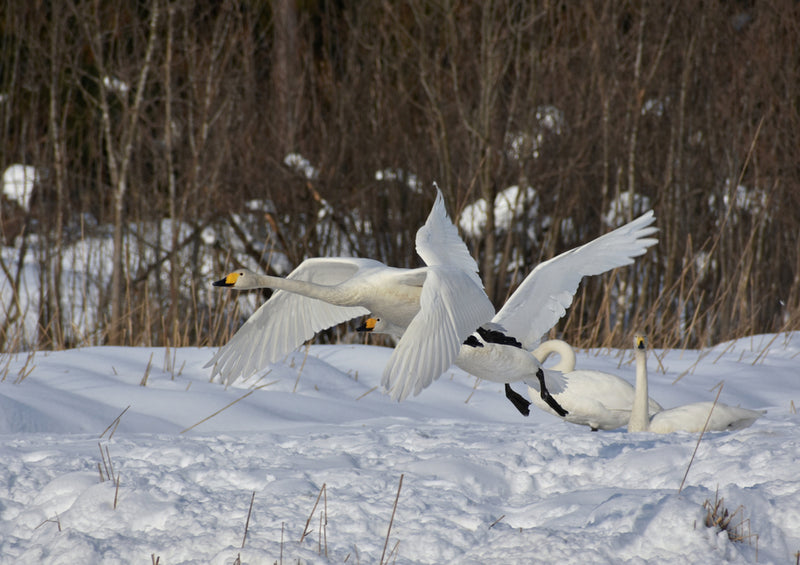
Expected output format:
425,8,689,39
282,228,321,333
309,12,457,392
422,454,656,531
1,0,798,353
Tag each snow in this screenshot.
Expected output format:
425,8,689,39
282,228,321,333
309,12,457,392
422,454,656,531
2,164,39,211
375,169,423,194
102,76,130,95
1,334,797,564
459,185,539,238
284,153,319,181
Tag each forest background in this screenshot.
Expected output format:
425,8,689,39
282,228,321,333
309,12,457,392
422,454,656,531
1,0,798,353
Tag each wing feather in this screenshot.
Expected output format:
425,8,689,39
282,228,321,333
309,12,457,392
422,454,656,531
206,258,374,385
494,211,658,349
415,186,483,288
381,266,495,400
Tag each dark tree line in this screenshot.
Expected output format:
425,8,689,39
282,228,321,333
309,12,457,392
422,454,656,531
1,0,798,351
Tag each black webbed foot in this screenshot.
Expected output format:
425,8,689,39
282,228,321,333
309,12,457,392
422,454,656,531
536,368,568,417
504,383,531,416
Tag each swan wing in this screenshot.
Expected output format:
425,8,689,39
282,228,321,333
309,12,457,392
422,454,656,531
494,211,658,349
415,186,483,288
381,266,495,400
206,257,375,385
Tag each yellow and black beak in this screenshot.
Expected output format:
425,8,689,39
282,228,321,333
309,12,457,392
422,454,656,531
635,335,646,350
356,318,377,332
213,272,239,287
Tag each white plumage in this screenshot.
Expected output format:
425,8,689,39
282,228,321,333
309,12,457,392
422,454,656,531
527,340,662,430
627,335,765,433
363,206,658,402
206,187,494,391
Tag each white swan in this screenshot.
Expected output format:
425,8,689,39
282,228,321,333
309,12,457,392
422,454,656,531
627,335,765,433
527,339,662,430
362,209,658,402
359,316,567,416
206,187,494,390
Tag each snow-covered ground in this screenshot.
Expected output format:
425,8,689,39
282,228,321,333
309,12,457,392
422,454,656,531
0,333,797,564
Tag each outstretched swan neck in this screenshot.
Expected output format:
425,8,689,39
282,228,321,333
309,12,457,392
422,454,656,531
628,334,651,432
531,340,576,372
214,270,352,306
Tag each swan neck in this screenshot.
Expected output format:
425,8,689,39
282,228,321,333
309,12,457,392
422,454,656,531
531,340,576,372
256,274,348,305
628,348,650,431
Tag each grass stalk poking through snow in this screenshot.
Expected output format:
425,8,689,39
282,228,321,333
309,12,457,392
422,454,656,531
13,351,36,384
180,381,278,434
100,405,130,439
678,385,724,493
293,343,312,392
139,352,154,386
299,483,327,544
35,514,62,532
241,491,255,548
380,473,404,565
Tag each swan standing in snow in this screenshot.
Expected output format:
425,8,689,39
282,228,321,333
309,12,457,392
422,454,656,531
527,339,662,430
627,335,765,433
207,187,494,391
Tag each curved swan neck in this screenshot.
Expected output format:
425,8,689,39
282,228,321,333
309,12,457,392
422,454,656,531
628,341,651,432
531,340,576,372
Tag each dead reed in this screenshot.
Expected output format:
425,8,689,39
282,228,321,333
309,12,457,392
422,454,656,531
702,487,759,558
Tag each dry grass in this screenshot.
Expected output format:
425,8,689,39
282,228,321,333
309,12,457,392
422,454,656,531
139,353,154,386
96,441,121,510
179,380,279,434
285,475,405,563
380,474,404,565
241,491,256,549
702,488,759,557
2,1,798,354
100,405,131,440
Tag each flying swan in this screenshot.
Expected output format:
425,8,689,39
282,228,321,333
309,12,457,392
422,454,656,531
206,187,495,392
357,316,566,417
527,339,662,430
360,204,659,405
627,334,765,433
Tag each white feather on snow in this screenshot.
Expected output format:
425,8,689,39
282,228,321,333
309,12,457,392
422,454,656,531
0,334,798,564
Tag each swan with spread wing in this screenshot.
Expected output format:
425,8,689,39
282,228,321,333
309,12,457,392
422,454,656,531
206,188,494,394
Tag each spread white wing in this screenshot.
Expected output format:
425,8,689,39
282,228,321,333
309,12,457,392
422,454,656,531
494,211,658,350
206,257,375,385
381,266,495,400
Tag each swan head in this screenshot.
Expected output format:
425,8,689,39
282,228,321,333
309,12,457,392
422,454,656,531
212,269,258,289
356,316,405,338
356,317,381,332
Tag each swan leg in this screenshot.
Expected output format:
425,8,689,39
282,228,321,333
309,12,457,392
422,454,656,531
535,368,568,417
473,328,567,417
504,383,531,416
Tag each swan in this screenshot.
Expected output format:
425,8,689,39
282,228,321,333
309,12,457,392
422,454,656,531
206,187,495,391
627,334,765,433
358,316,568,417
362,209,658,402
527,339,662,430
